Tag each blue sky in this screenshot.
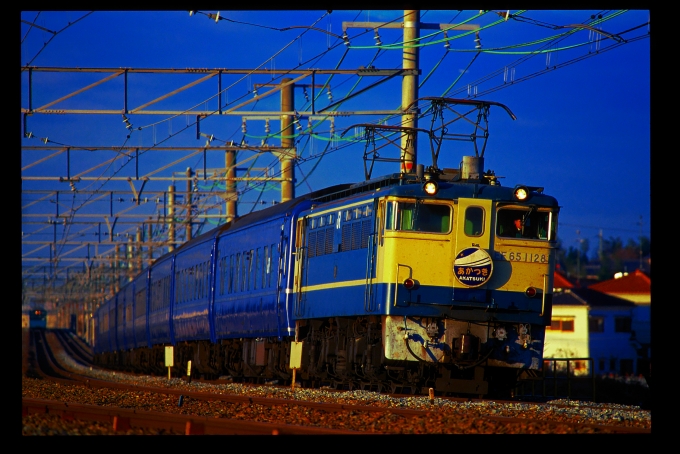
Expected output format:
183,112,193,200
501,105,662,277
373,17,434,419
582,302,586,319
21,10,650,262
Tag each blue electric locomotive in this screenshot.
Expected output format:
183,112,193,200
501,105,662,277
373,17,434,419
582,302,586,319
94,98,560,397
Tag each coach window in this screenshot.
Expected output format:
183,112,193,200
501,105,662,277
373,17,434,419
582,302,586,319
464,206,484,236
241,251,248,291
235,253,241,293
254,248,261,290
246,250,253,291
229,254,235,294
262,247,268,288
267,244,275,287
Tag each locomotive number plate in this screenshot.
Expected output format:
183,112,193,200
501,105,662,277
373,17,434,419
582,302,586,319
495,250,549,263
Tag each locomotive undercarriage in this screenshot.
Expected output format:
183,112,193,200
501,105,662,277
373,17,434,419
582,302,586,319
94,315,524,397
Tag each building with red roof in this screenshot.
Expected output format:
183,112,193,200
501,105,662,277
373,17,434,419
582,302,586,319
544,268,650,379
588,269,650,378
552,268,574,290
588,269,651,305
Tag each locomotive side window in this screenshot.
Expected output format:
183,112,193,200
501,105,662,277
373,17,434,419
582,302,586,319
497,208,556,240
385,201,450,233
339,206,373,251
464,206,484,236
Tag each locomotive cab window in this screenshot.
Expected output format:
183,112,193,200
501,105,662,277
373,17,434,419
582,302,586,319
385,200,450,233
497,207,557,240
464,206,484,236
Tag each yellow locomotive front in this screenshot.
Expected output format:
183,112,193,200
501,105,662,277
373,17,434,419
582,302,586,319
289,98,560,396
372,166,559,395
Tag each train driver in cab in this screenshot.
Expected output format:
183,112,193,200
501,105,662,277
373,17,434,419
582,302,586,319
510,217,523,237
498,212,525,238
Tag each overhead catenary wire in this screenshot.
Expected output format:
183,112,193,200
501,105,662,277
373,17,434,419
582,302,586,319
20,10,650,286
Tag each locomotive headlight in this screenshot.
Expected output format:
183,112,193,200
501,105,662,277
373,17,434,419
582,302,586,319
423,180,439,195
403,278,420,290
513,185,529,201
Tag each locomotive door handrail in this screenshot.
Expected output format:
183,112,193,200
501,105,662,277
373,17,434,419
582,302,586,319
276,219,288,338
364,199,380,312
145,267,151,348
293,217,307,317
540,273,548,317
393,263,414,307
208,237,218,344
169,255,176,345
364,232,377,312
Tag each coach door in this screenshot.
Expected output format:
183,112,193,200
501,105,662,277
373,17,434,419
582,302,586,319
455,198,492,249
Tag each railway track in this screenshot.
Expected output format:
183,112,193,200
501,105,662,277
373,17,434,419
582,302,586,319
22,398,360,435
23,329,652,435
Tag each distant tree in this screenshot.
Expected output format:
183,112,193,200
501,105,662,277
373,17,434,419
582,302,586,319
639,236,650,257
560,242,589,281
596,235,650,280
556,235,650,282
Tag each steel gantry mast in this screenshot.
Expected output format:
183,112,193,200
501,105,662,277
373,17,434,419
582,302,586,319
21,11,480,335
342,10,478,173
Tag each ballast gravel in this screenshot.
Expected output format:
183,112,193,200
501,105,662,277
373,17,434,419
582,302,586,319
22,333,652,435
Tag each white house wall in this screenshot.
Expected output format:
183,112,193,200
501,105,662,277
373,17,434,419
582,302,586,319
544,305,590,359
